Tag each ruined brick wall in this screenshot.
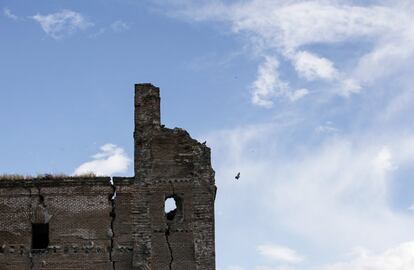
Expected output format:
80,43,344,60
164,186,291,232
112,177,136,269
0,83,216,270
133,84,216,270
0,177,114,269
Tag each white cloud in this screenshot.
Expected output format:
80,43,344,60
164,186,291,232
225,242,414,270
182,1,403,52
373,146,396,173
161,1,414,268
315,122,338,134
354,22,414,84
219,266,246,270
251,56,285,108
255,266,295,270
73,144,131,176
318,242,414,270
339,78,361,96
166,0,414,105
110,20,130,32
31,10,92,39
3,8,18,20
268,139,413,250
206,122,414,264
89,20,130,38
254,265,296,270
292,51,338,81
251,56,308,107
288,88,309,102
257,244,304,264
291,51,362,96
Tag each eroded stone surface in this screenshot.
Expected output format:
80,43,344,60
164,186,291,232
0,84,216,270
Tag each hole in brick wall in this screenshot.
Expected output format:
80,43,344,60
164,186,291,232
165,195,183,221
32,223,49,250
165,197,177,220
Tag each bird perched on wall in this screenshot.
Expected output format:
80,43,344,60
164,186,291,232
235,172,240,180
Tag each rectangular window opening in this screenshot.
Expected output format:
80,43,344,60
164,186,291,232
32,223,49,250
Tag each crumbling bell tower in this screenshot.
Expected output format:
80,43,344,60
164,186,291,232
132,84,216,269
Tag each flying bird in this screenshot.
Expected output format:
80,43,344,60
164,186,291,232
235,172,240,180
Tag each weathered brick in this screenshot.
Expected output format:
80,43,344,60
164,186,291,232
0,84,216,269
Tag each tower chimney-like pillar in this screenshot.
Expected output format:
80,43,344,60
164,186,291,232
134,83,161,129
134,83,161,176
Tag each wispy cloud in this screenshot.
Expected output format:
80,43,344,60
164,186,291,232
220,266,245,270
110,20,130,32
3,8,18,20
31,10,92,40
251,56,285,108
89,20,130,38
73,144,131,176
292,51,338,82
315,122,339,134
253,242,414,270
251,56,308,107
257,244,304,264
89,27,106,38
163,0,414,106
149,1,414,268
206,119,414,268
317,242,414,270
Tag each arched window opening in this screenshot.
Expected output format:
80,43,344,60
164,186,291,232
164,195,183,221
32,223,49,250
165,197,177,220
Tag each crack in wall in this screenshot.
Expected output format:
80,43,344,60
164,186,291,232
109,177,116,270
169,181,175,197
165,181,175,270
29,252,34,270
165,227,174,270
35,185,46,208
0,83,217,269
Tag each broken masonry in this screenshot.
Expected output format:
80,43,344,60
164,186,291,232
0,84,217,270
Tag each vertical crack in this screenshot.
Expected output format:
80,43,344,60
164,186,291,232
165,227,173,270
109,177,116,270
169,181,175,197
29,252,34,270
165,181,175,270
35,185,46,208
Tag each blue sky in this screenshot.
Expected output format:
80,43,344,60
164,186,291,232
2,0,414,269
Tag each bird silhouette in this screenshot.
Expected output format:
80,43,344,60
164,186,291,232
235,172,240,180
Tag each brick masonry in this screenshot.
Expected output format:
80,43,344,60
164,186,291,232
0,84,216,270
